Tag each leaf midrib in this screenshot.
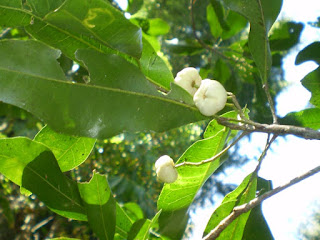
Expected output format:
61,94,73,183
0,66,197,111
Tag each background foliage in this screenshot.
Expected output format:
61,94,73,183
0,0,319,239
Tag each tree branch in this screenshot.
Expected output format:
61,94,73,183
216,117,320,140
203,165,320,240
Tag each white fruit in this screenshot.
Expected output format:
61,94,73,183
174,67,202,96
155,155,178,183
193,79,227,116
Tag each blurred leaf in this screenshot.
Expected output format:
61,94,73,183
0,40,206,139
147,18,170,36
243,177,273,240
0,137,87,221
49,238,80,240
204,174,257,239
308,17,320,28
207,3,223,38
34,125,96,172
127,0,144,14
157,125,230,238
128,210,161,240
295,41,320,65
165,40,204,56
207,1,247,39
269,22,303,51
78,172,116,240
301,67,320,108
222,0,282,82
123,202,145,222
281,108,320,130
0,195,14,227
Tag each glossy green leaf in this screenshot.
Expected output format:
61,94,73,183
128,210,161,240
222,0,282,82
157,125,229,238
78,172,116,240
0,0,142,59
0,40,205,139
34,126,96,172
0,137,87,221
301,67,320,108
204,174,257,239
295,42,320,65
269,22,303,52
243,177,273,240
281,108,320,130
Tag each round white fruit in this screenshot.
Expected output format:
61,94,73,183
174,67,202,96
155,155,178,183
193,79,227,116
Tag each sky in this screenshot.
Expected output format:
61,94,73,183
194,1,320,239
114,0,320,239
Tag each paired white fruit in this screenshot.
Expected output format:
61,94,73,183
174,67,227,116
193,79,227,116
155,155,178,183
174,67,202,96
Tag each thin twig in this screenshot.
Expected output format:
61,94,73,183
263,83,278,124
227,92,250,121
216,118,320,140
175,132,247,168
253,134,277,175
203,164,320,240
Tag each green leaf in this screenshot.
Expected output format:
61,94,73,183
147,18,170,36
48,238,80,240
0,0,31,27
127,0,144,14
0,0,142,59
207,4,223,38
26,0,65,17
301,67,320,108
204,174,257,239
0,39,205,139
243,177,274,240
207,1,247,39
269,22,303,52
281,108,320,130
222,0,282,82
128,210,162,240
295,42,320,65
78,172,116,240
116,203,134,239
0,137,87,221
34,126,96,172
0,195,14,227
122,202,145,222
157,126,229,238
140,36,174,90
